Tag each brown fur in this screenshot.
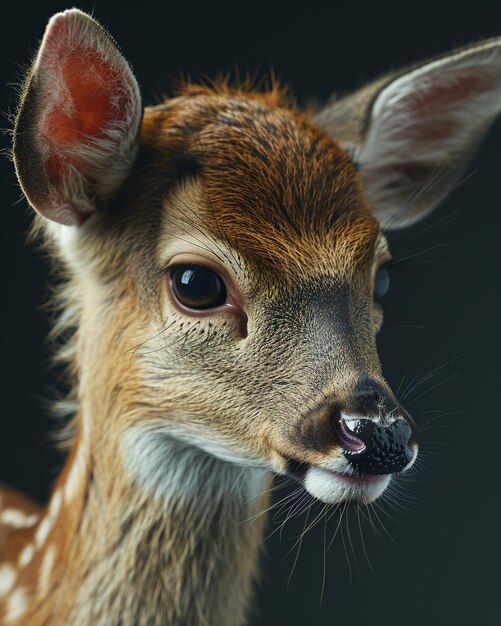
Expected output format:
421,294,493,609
137,88,379,276
6,9,500,625
1,87,385,626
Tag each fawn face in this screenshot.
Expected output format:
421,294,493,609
120,101,409,506
13,10,501,505
130,96,416,506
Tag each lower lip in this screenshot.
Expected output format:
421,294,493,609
321,468,390,486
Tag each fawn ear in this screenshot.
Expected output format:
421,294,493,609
13,9,142,226
313,38,501,229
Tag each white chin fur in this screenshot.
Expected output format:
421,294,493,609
303,466,391,505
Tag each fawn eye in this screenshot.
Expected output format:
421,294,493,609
171,265,227,310
374,266,390,300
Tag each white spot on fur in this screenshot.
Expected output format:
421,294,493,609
49,490,62,520
0,564,16,596
38,544,56,598
64,449,86,503
64,463,78,502
5,587,28,622
0,509,39,528
35,515,52,547
33,490,62,548
18,544,35,569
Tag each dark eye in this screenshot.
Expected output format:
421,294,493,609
171,265,227,310
374,266,390,300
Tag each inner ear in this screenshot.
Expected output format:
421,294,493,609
13,9,142,226
313,37,501,230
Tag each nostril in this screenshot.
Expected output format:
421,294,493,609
336,416,416,475
333,414,366,452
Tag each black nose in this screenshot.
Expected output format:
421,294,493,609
333,414,415,475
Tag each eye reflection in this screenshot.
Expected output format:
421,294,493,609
171,265,227,310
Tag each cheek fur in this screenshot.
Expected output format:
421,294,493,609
373,303,384,332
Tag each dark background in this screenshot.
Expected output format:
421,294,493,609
1,2,501,625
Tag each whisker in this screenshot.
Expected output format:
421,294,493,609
320,512,327,606
356,505,375,577
287,506,311,589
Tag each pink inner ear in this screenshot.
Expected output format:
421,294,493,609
417,70,495,113
45,50,128,180
391,69,496,146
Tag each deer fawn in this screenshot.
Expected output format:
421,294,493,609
1,8,500,625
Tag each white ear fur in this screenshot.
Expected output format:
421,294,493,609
364,39,501,228
315,38,501,229
13,9,142,226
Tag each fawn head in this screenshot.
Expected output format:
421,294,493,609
12,10,501,505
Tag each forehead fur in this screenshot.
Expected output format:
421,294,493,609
138,84,379,276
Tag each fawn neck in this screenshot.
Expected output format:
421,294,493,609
0,399,270,626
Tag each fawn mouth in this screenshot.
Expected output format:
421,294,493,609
320,467,390,486
286,460,392,505
304,466,392,504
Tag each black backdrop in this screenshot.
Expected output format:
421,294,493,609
1,2,501,626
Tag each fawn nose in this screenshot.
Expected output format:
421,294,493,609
332,377,416,474
333,414,414,474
